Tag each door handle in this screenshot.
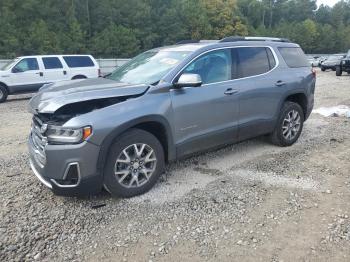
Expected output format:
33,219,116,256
36,72,44,77
224,88,238,95
275,80,286,87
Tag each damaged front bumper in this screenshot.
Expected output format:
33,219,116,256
28,132,103,196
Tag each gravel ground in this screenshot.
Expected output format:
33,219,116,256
1,70,350,262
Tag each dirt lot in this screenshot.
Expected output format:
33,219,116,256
1,70,350,262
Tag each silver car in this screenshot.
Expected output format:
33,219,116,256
28,36,316,197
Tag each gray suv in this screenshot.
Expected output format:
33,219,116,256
28,37,316,197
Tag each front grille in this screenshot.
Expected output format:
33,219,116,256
30,116,47,167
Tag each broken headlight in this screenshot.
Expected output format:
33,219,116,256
46,126,92,144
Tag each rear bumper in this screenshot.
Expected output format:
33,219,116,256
28,135,103,196
306,95,314,120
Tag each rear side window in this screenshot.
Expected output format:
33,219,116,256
235,47,273,78
42,57,63,69
63,56,94,68
278,47,309,68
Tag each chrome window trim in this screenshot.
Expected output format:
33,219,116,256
170,45,279,88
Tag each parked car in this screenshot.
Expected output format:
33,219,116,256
317,56,326,67
336,49,350,76
0,55,100,102
28,36,316,198
320,54,346,71
307,56,320,67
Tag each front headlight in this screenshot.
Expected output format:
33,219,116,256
46,126,92,144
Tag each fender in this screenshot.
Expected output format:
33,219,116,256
0,81,9,92
275,89,308,120
96,115,176,176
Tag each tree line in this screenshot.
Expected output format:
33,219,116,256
0,0,350,59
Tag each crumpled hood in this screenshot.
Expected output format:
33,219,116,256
28,78,150,114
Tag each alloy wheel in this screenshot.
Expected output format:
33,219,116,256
282,110,301,140
114,143,157,188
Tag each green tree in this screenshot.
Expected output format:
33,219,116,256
23,20,60,55
91,24,140,58
0,0,19,58
1,0,350,57
201,0,248,38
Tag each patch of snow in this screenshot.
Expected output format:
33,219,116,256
313,105,350,117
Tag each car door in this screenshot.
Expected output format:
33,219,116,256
170,48,239,157
9,58,46,93
62,55,96,79
41,56,69,83
234,47,282,140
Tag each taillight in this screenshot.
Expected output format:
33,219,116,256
98,69,102,77
312,68,316,78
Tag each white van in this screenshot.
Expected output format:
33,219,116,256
0,55,100,102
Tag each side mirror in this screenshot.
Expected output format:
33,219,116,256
12,67,24,73
174,73,202,88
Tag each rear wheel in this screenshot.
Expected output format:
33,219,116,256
270,102,304,147
336,66,342,76
0,85,8,103
103,129,165,198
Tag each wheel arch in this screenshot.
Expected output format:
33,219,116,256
71,75,87,80
96,115,176,176
278,91,308,119
0,81,9,91
284,93,308,118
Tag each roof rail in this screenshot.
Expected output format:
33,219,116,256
176,40,200,45
220,36,290,43
176,40,219,45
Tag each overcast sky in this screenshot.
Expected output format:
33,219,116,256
317,0,339,7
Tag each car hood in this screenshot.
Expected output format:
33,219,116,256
28,78,150,114
323,60,338,64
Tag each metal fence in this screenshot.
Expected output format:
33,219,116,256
0,58,130,75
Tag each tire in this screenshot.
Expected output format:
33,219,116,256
72,75,87,80
0,84,8,103
336,66,342,76
321,66,326,72
103,128,165,198
270,101,304,147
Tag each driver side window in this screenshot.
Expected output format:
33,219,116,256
183,49,232,85
13,58,39,72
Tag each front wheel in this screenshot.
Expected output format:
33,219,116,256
270,102,304,147
103,129,165,198
321,66,326,72
0,85,8,103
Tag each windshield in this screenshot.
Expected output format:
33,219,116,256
1,58,20,71
107,50,190,85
